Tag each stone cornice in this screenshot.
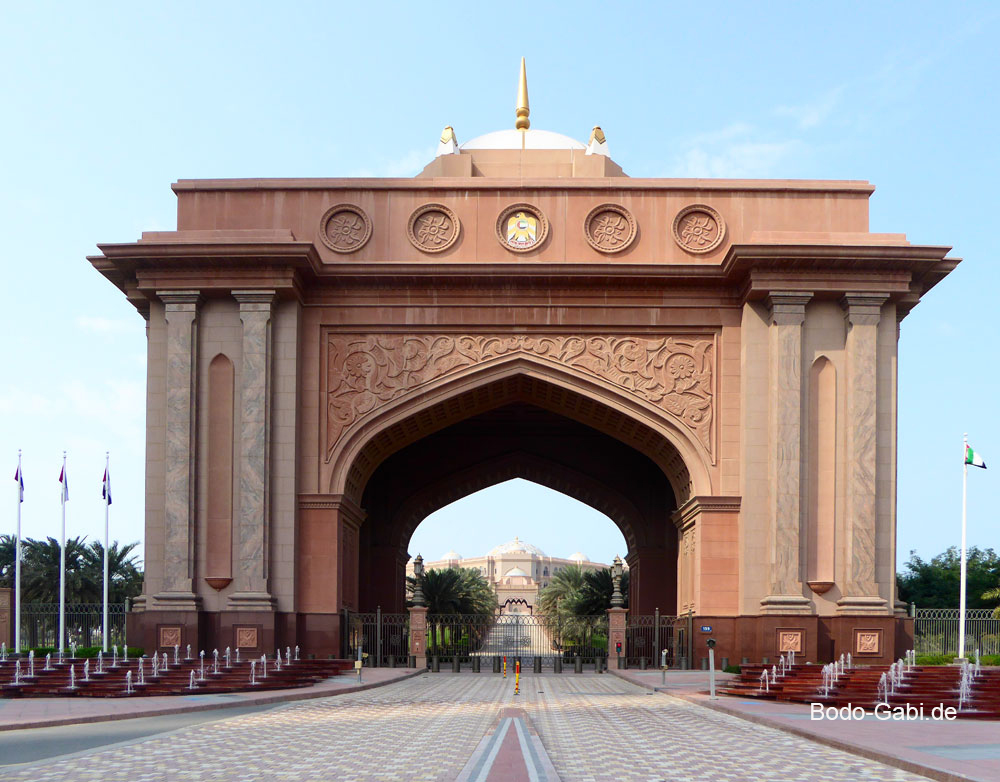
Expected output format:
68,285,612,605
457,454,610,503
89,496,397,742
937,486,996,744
297,493,367,528
671,494,742,529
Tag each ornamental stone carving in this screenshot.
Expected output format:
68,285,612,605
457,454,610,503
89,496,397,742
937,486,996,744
672,204,726,254
854,629,882,656
319,204,372,253
407,203,460,253
326,334,714,457
777,629,803,654
496,203,548,252
584,204,637,253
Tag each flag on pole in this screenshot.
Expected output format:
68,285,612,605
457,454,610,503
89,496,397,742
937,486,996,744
14,464,24,502
59,463,69,501
102,467,112,505
965,445,987,469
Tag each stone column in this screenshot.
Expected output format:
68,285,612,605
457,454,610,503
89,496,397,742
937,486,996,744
409,605,429,668
229,291,277,610
838,294,889,614
760,292,812,614
607,607,627,668
156,291,201,609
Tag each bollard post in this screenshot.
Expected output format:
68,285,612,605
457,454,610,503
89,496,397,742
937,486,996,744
708,646,717,700
533,656,541,674
452,656,460,673
432,655,440,673
388,655,395,669
503,655,507,678
514,660,520,695
640,657,648,671
554,656,562,674
472,656,481,673
493,656,501,674
721,657,729,670
575,654,582,674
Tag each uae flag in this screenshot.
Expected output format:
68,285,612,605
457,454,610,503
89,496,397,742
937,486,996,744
965,445,987,469
102,467,112,505
14,464,24,503
59,464,69,501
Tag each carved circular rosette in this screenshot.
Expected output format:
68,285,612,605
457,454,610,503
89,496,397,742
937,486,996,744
672,203,726,254
406,203,461,253
319,203,372,254
584,203,637,254
496,203,549,253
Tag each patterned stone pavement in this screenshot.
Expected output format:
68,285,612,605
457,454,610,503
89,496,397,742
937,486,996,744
1,674,931,781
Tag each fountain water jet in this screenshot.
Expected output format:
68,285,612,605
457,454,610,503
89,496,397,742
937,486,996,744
138,657,145,685
83,659,90,681
260,654,267,678
250,660,257,685
45,653,51,671
294,646,299,661
213,649,219,675
188,670,197,690
68,664,76,689
125,670,133,694
199,650,205,681
224,647,232,668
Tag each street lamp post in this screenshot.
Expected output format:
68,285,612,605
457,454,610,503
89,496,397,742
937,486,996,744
611,555,624,608
412,554,426,607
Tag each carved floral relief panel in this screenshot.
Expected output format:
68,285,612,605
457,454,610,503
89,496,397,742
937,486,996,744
325,334,715,460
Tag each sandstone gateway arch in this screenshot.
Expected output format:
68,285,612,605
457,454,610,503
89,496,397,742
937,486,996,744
91,74,956,666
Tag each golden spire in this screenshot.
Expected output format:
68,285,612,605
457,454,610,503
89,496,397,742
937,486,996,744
515,57,530,131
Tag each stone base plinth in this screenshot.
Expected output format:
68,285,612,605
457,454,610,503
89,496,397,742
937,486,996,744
759,595,812,615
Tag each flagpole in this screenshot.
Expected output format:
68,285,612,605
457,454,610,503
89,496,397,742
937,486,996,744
959,433,968,660
59,452,66,657
103,452,109,653
15,451,22,654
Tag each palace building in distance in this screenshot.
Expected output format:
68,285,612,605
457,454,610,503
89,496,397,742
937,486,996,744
91,60,957,666
407,538,613,614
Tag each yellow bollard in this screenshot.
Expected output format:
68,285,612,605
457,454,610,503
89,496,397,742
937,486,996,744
503,655,507,679
515,660,520,695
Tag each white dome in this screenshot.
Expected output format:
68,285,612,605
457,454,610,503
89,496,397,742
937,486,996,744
569,552,590,563
461,128,585,151
503,567,530,578
489,536,546,557
441,550,461,561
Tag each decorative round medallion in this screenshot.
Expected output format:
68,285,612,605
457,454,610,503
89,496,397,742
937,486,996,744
496,203,549,253
672,204,726,254
584,204,637,253
407,203,461,253
319,204,372,253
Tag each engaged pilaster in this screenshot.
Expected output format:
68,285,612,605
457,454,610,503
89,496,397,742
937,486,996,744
156,290,202,609
760,292,812,614
838,294,889,614
229,290,278,610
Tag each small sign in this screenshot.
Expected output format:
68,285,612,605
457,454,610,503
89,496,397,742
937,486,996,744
700,625,712,632
354,660,362,670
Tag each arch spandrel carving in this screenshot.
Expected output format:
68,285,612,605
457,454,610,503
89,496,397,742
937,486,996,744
325,333,715,461
325,360,712,509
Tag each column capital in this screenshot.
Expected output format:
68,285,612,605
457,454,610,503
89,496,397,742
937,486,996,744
841,293,888,326
233,289,277,309
157,290,202,310
767,291,813,325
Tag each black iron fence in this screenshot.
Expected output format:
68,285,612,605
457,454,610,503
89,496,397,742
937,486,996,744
914,608,1000,656
16,603,128,651
626,611,690,669
343,610,410,667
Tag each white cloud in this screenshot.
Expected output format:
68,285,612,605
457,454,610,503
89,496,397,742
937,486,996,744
775,86,844,130
669,136,805,179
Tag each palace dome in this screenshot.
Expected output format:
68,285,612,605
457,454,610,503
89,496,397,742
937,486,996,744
489,536,546,557
441,550,461,561
569,552,590,563
503,567,530,578
461,129,585,151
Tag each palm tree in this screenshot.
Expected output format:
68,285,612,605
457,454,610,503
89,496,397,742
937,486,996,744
22,537,91,603
82,541,143,604
984,586,1000,619
0,534,15,589
575,568,631,615
537,565,585,619
407,567,496,652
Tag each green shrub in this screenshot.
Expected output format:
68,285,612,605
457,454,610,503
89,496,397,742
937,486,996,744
723,664,742,674
915,654,954,665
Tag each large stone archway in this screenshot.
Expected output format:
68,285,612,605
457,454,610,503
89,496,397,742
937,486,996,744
92,111,956,665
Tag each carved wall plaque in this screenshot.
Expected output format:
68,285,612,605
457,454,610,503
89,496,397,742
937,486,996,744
235,626,259,649
584,204,637,253
158,625,182,649
854,628,882,656
326,334,714,459
496,203,548,252
672,204,726,254
407,204,460,253
319,204,372,253
777,629,803,654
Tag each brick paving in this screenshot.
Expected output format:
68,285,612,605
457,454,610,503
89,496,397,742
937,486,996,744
1,674,933,781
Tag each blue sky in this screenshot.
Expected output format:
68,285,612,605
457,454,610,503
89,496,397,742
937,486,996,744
2,3,998,571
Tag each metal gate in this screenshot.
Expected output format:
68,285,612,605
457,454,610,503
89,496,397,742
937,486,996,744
625,611,686,669
343,609,410,667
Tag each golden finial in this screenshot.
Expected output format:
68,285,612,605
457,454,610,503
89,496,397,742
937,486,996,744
515,57,530,131
440,125,456,144
589,126,606,145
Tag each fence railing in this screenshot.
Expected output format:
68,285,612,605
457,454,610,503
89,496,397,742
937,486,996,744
17,603,128,651
343,610,410,667
626,612,687,668
914,607,1000,656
